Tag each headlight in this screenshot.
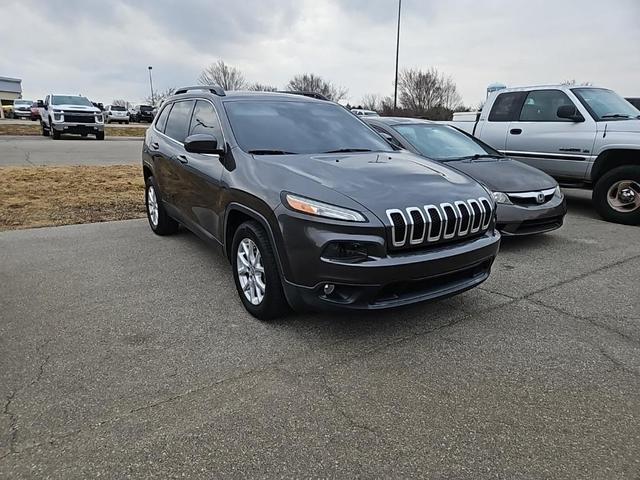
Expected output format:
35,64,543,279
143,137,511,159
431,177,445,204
492,191,512,205
53,112,63,121
284,193,366,222
554,185,563,199
95,113,104,122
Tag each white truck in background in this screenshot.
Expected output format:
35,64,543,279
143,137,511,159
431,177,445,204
447,85,640,225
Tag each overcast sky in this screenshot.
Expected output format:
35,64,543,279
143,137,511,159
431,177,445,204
2,0,639,106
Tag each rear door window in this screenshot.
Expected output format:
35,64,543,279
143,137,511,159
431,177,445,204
488,92,527,122
163,100,195,142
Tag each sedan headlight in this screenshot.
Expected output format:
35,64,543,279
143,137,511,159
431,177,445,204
554,185,563,199
492,191,512,205
284,193,366,222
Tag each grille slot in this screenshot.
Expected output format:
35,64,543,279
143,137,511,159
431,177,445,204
63,112,95,123
386,197,494,250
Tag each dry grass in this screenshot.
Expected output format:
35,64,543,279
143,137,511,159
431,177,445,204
0,123,147,137
0,165,146,231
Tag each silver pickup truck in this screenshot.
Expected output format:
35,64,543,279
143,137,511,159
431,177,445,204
448,85,640,225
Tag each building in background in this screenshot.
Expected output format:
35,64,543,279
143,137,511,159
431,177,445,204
0,76,22,119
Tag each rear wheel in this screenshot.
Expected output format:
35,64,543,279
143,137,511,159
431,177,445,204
145,176,178,235
593,165,640,225
231,221,289,320
41,121,49,136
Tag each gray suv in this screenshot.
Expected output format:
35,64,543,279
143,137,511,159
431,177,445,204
142,86,500,319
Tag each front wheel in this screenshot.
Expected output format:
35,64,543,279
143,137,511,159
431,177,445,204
593,166,640,225
51,128,61,140
231,221,289,320
96,131,105,140
41,122,49,137
145,176,178,235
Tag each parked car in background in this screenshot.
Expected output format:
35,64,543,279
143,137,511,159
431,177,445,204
103,105,130,124
30,101,41,121
12,99,34,120
446,85,640,225
142,85,500,319
39,94,104,140
1,101,14,119
627,98,640,110
366,117,566,235
351,108,379,117
130,104,155,122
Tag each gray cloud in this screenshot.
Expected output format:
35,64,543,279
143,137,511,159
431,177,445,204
1,0,638,106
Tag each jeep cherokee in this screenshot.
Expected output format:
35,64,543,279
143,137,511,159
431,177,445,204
142,86,501,320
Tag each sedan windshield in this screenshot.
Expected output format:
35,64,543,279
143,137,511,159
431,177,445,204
224,100,391,155
392,123,497,161
572,88,640,120
51,95,93,107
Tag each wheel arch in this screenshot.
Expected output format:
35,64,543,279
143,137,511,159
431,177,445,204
591,148,640,184
223,203,287,279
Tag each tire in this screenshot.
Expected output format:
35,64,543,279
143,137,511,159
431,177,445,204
41,122,49,137
81,133,87,137
51,127,61,140
96,131,105,140
593,165,640,225
231,221,289,320
145,175,178,235
125,121,129,124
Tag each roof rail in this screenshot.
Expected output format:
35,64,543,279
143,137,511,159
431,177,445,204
276,90,329,101
174,85,225,96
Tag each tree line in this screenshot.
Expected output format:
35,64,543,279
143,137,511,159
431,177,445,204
145,59,470,120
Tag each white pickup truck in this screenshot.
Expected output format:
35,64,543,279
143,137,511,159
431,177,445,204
447,85,640,225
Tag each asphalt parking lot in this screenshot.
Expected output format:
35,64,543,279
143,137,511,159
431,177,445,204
1,189,638,479
0,136,142,166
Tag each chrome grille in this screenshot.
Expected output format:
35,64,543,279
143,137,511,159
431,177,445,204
63,111,96,123
507,188,555,206
386,197,493,249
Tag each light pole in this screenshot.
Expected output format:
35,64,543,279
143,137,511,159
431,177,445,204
148,66,154,106
393,0,402,112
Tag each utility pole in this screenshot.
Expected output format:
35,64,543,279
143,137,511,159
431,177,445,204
393,0,402,112
148,66,155,106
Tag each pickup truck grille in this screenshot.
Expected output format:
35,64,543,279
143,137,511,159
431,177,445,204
386,197,493,250
63,112,96,123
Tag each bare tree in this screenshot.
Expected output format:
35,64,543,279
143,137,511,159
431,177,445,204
198,60,247,90
286,73,348,102
561,79,593,86
145,87,175,108
397,67,463,114
248,83,278,92
361,94,382,111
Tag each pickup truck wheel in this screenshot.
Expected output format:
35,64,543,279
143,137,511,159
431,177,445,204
51,128,61,140
96,132,105,140
145,176,178,235
41,122,49,137
593,166,640,225
231,221,289,320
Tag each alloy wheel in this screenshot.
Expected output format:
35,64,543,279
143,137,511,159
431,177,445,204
236,238,266,305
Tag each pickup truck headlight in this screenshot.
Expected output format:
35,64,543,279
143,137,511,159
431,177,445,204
492,191,512,205
53,112,63,121
95,113,104,123
284,193,366,222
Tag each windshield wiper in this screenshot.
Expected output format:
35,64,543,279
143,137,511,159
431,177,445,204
453,154,502,161
601,114,631,119
247,149,298,155
323,148,373,153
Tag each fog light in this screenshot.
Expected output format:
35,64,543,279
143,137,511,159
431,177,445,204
323,284,335,295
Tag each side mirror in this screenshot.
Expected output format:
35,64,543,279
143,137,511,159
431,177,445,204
557,104,584,122
184,133,224,155
37,100,44,108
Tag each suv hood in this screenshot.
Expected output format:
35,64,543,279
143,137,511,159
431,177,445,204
256,151,491,219
52,104,100,113
443,157,557,193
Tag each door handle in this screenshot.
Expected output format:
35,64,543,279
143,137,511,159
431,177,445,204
510,128,522,135
176,154,188,164
150,142,159,150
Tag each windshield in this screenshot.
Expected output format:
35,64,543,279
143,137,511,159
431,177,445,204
224,100,391,155
51,95,93,107
392,123,495,161
111,106,126,111
572,88,640,120
15,100,32,106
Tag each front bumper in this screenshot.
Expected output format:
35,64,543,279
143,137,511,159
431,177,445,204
275,209,501,311
496,195,567,236
52,122,104,134
14,110,31,118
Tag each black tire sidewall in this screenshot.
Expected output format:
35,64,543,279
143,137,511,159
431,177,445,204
593,165,640,225
231,222,288,320
144,176,178,235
